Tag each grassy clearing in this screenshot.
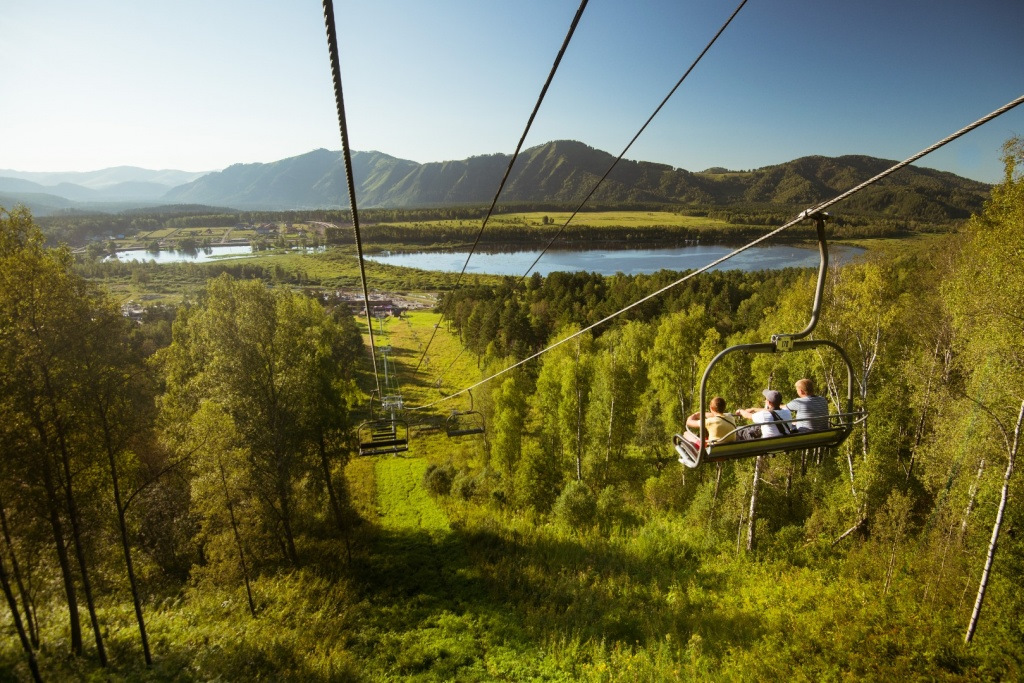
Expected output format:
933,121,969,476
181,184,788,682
8,498,987,681
352,308,489,471
379,210,732,231
375,457,449,533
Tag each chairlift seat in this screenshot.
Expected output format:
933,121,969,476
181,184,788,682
674,425,851,468
358,419,409,456
445,410,485,438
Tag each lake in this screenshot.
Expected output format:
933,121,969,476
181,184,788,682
109,245,257,264
365,244,865,276
109,243,865,275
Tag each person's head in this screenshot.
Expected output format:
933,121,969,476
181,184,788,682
709,396,726,414
762,388,782,408
795,378,815,397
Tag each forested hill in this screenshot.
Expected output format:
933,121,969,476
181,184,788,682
159,141,991,220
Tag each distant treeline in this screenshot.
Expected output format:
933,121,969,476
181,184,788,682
32,198,963,247
77,256,322,288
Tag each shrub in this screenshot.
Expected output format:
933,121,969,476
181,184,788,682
643,469,686,512
596,485,632,529
552,480,596,528
423,462,456,497
451,470,478,501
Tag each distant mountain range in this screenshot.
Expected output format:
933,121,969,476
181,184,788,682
0,141,992,220
0,167,210,215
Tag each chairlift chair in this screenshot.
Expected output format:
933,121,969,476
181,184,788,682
673,212,867,468
445,389,486,438
358,387,409,456
357,418,409,456
446,411,485,438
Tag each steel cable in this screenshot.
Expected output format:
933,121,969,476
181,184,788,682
413,0,591,375
425,0,750,391
322,0,381,398
515,0,750,287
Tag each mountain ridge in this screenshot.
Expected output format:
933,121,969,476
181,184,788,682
1,141,992,220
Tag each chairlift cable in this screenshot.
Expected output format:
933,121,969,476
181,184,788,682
514,0,750,287
410,92,1024,411
321,0,382,398
413,0,592,375
424,0,750,391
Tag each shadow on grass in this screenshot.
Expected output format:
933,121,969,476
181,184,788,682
293,518,767,678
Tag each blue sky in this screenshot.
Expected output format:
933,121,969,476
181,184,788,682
2,0,1022,183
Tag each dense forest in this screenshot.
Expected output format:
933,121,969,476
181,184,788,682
0,140,1021,680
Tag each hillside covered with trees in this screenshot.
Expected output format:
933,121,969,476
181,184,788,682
0,140,1021,680
161,141,993,219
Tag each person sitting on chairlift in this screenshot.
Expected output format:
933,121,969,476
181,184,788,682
735,389,793,439
785,378,829,432
683,396,738,447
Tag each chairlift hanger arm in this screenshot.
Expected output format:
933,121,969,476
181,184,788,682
772,212,830,350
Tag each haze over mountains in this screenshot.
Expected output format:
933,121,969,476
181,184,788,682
0,141,992,220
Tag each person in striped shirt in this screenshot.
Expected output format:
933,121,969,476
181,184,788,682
785,378,830,432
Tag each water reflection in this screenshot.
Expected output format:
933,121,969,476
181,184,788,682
365,244,865,276
107,243,864,274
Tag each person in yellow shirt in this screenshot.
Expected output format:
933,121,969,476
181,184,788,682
684,396,738,446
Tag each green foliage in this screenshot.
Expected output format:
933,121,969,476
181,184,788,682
450,469,478,501
423,462,456,497
552,480,597,529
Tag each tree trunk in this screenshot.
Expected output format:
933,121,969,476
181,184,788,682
0,497,38,648
35,424,82,656
845,442,857,499
857,325,881,461
606,388,615,465
832,516,866,547
712,463,722,507
605,346,616,467
923,516,958,605
883,532,902,595
746,456,762,552
960,457,987,542
964,400,1023,644
317,431,352,564
906,339,942,482
318,432,346,532
277,473,299,567
99,414,151,666
0,553,42,682
219,459,256,617
735,508,745,556
575,365,584,483
40,365,105,663
58,437,107,667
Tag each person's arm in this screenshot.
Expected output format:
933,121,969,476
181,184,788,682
685,412,701,428
735,407,757,419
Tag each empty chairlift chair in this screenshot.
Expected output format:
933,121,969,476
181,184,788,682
445,390,485,438
358,417,410,456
